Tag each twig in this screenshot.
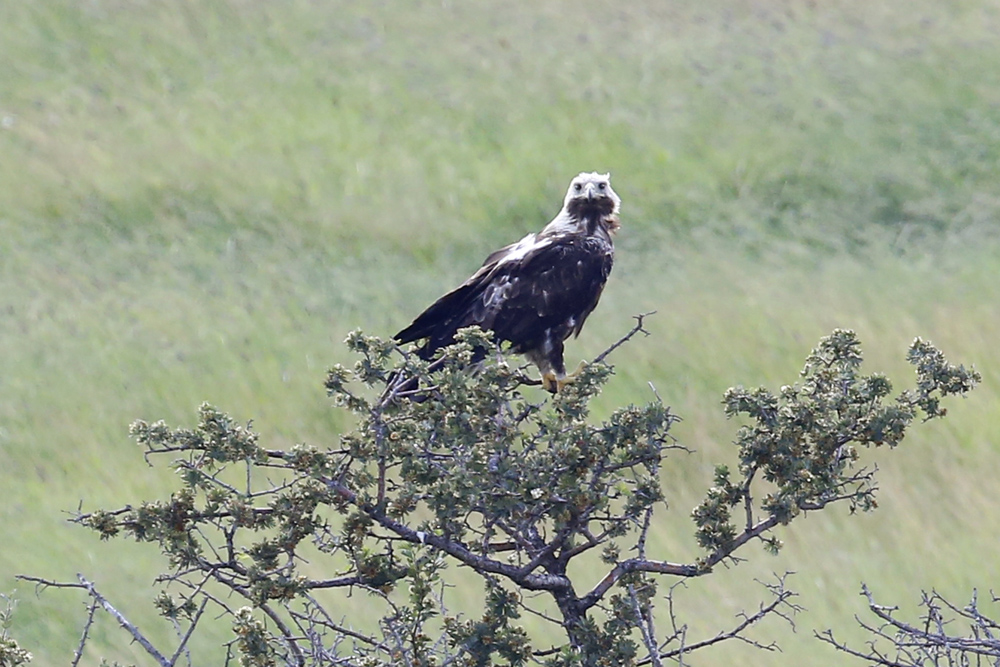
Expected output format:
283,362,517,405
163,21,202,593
628,583,662,667
74,574,171,666
818,584,1000,665
168,598,209,667
71,597,100,667
644,574,800,664
592,311,656,365
16,574,87,591
294,593,387,650
304,575,365,590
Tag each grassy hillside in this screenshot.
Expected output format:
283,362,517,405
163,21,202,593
2,0,1000,664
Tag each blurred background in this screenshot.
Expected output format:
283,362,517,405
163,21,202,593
2,0,999,664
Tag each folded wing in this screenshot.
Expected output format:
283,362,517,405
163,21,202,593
395,234,612,359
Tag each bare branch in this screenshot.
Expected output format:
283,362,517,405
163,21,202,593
18,574,175,667
592,311,656,365
71,597,99,667
167,598,209,667
645,574,801,665
303,575,365,590
16,574,88,592
580,559,697,612
817,584,1000,666
629,583,662,667
293,593,387,650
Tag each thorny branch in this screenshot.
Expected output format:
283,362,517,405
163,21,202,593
71,597,99,667
17,574,173,667
816,584,1000,666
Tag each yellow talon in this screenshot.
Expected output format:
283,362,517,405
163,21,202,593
542,363,586,394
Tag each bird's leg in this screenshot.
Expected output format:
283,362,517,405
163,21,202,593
540,343,586,394
533,344,584,393
549,361,587,393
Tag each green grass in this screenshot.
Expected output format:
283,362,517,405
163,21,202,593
3,0,1000,663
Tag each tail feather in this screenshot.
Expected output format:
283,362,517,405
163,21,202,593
395,272,491,346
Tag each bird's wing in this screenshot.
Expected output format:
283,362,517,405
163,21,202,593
394,266,491,346
486,234,613,347
393,242,527,350
395,234,612,354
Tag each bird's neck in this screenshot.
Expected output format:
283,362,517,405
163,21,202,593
540,210,617,240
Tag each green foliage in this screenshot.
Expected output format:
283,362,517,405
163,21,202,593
444,580,530,667
0,594,31,667
330,327,672,559
57,328,681,664
0,640,31,667
26,327,976,665
153,591,196,621
693,330,981,561
233,607,277,667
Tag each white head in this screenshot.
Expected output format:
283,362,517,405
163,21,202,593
561,172,620,234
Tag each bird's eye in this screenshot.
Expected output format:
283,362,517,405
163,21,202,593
598,182,607,190
574,183,582,191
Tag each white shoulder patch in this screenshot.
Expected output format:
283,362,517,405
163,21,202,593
500,233,550,264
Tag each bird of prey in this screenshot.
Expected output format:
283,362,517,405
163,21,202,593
394,172,620,393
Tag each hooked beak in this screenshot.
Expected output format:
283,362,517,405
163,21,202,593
583,182,598,200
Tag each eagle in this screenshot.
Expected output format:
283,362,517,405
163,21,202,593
394,172,620,393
